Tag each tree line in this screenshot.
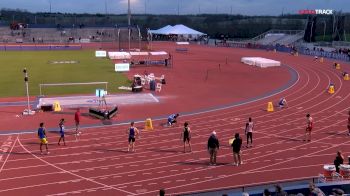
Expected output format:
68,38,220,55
0,8,349,39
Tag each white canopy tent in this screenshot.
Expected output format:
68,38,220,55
148,25,173,35
149,24,205,36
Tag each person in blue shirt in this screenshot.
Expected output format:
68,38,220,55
58,118,66,146
167,113,179,127
38,122,49,154
126,122,139,152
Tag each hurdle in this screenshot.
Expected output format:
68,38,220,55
175,42,189,52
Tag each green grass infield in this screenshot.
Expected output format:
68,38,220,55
0,50,131,97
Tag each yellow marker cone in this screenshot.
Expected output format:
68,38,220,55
344,74,349,81
53,101,62,112
328,85,335,94
267,102,274,112
145,118,153,130
336,63,341,70
320,57,324,63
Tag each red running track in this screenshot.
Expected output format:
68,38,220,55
0,43,349,196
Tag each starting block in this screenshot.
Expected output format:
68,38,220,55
328,85,335,94
267,102,274,112
53,101,62,112
336,63,341,70
145,118,153,130
344,74,349,81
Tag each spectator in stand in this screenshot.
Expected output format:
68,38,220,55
308,182,325,196
334,151,344,173
332,188,345,196
274,184,287,196
207,131,219,165
263,189,271,196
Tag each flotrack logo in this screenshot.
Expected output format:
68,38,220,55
299,9,333,15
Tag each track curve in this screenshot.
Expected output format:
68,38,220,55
0,45,349,196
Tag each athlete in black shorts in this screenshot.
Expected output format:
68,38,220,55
127,122,139,152
181,122,192,153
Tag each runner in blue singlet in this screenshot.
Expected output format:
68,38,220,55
127,122,139,152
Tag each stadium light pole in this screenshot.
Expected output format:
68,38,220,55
22,68,35,115
49,0,52,13
322,20,327,41
309,20,314,42
127,0,131,51
128,0,131,26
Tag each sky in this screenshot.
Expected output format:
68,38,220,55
0,0,348,15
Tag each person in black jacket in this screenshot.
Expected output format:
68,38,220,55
334,151,344,173
231,133,243,166
207,131,219,165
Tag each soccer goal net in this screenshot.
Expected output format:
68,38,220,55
39,82,108,96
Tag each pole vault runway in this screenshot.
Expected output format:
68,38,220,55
36,93,159,108
0,47,349,195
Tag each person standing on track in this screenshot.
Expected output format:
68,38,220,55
181,122,192,153
127,122,139,152
334,151,344,173
304,113,313,142
58,118,66,146
207,131,219,165
38,122,49,155
347,110,350,136
245,117,254,147
231,133,243,166
74,108,81,140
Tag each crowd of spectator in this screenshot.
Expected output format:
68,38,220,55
159,183,347,196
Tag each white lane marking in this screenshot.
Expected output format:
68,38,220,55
17,137,135,195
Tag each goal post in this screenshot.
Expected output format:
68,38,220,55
39,82,108,96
